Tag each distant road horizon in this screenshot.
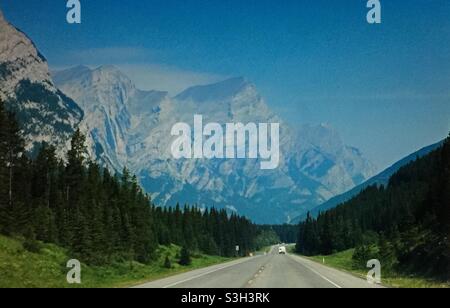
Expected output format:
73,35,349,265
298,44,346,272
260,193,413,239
134,246,384,289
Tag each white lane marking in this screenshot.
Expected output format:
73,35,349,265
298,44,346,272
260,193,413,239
161,256,261,288
291,256,342,288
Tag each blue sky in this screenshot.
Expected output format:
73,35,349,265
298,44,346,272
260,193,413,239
1,0,449,169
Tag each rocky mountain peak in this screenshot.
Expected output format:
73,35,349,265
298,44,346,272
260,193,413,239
175,77,253,102
91,65,135,91
0,10,51,95
51,65,91,84
0,10,83,157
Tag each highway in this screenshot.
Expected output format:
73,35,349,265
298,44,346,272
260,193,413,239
134,247,384,288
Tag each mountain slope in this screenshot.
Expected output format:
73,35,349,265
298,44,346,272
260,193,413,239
54,66,376,223
0,10,83,156
296,136,450,280
53,65,135,169
293,140,445,223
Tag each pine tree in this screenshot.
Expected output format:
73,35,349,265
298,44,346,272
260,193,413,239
0,107,262,265
179,246,192,266
164,255,172,269
31,143,58,242
0,100,27,235
65,129,87,207
0,100,10,233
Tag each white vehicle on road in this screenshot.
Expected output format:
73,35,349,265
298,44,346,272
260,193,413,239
278,246,287,255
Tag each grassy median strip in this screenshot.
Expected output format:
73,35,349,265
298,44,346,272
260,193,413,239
305,249,449,288
0,235,231,288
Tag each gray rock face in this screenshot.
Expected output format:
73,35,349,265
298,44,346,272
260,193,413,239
54,65,376,223
0,10,83,157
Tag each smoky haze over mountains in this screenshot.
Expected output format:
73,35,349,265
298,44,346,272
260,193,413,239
1,0,449,172
0,7,378,223
53,65,377,223
0,4,447,224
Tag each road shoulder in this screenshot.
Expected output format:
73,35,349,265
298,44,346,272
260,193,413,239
288,253,385,288
132,256,261,288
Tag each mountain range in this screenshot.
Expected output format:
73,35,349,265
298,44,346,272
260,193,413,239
53,65,377,223
293,140,445,223
1,10,377,223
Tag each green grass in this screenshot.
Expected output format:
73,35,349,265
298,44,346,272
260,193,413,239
306,249,450,288
0,235,231,288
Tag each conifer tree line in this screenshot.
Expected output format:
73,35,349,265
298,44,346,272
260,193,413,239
296,135,450,279
259,225,298,244
0,101,259,265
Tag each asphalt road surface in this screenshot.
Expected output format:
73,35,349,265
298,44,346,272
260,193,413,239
134,247,384,288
